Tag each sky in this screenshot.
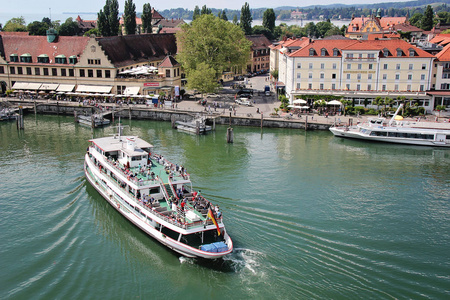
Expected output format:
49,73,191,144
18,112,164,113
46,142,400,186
2,0,411,14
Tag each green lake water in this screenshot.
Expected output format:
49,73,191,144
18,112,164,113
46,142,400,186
1,115,449,299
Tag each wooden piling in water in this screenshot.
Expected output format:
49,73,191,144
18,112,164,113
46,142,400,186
305,116,308,131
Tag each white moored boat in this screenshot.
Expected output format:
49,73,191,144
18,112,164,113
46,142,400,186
84,126,233,259
330,105,450,147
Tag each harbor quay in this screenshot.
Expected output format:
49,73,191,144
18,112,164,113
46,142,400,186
2,96,450,130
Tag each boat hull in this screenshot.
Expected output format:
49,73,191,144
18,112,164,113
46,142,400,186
84,155,232,259
330,127,450,147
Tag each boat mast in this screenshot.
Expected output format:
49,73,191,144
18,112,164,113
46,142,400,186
389,104,403,126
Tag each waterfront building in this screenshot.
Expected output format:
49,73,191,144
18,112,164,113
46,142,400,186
0,31,181,97
269,37,310,76
280,38,436,112
245,34,272,74
428,43,450,112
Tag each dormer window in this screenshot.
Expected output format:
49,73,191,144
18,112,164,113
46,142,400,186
20,53,32,63
409,49,415,57
333,48,339,56
396,49,403,57
383,48,389,57
69,55,78,64
309,48,315,56
10,54,19,62
321,48,327,56
37,54,49,63
55,54,67,64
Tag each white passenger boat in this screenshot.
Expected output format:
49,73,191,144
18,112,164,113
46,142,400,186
84,126,232,259
0,108,18,121
78,114,110,128
330,105,450,147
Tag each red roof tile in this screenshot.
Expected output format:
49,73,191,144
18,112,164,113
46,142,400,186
158,55,179,68
0,32,89,63
288,39,358,57
436,43,450,61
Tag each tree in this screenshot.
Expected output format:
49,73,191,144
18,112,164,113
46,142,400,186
27,20,50,36
142,3,152,33
422,5,434,31
252,25,272,40
409,13,422,28
324,26,342,37
98,0,120,37
240,2,252,35
263,9,275,34
177,14,252,86
315,21,332,38
192,6,200,21
59,18,80,36
3,17,27,32
124,0,137,35
84,28,101,37
201,5,211,15
220,10,228,21
232,15,238,25
186,62,219,94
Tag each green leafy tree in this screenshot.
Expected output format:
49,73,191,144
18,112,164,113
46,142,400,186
316,21,333,38
192,6,200,21
252,25,272,40
124,0,137,35
3,17,27,32
84,28,101,36
263,9,275,34
59,18,80,36
240,2,252,35
270,70,278,81
409,13,422,28
177,14,252,84
422,5,434,31
27,20,50,36
186,62,219,94
324,26,343,37
142,3,152,33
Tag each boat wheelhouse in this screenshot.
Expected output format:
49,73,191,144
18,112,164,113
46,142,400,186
84,131,233,259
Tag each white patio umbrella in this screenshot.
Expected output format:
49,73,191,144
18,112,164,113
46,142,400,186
293,99,307,104
327,100,342,106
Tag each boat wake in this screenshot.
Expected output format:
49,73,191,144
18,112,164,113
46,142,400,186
223,248,266,275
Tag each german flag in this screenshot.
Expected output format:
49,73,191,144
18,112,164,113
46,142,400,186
207,208,221,236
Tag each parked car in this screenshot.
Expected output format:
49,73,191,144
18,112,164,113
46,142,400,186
235,98,253,106
238,93,252,99
206,93,220,98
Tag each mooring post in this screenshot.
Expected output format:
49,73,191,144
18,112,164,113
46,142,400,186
260,113,263,129
74,111,77,123
196,120,200,135
129,107,131,120
171,115,176,129
56,101,59,115
305,116,308,131
34,100,37,115
16,106,24,130
227,112,233,143
213,117,215,131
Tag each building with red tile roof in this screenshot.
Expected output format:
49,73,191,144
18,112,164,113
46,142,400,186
245,34,273,73
0,30,180,96
346,14,408,40
280,38,436,112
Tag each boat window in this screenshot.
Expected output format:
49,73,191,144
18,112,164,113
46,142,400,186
149,187,160,194
447,135,450,140
160,226,180,240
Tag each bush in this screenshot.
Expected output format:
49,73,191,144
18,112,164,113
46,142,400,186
354,106,365,115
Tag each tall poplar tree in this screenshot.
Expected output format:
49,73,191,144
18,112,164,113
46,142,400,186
124,0,137,35
192,6,200,21
142,3,152,34
109,0,120,36
98,0,120,36
201,5,211,15
240,2,252,35
422,5,434,31
263,9,275,34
